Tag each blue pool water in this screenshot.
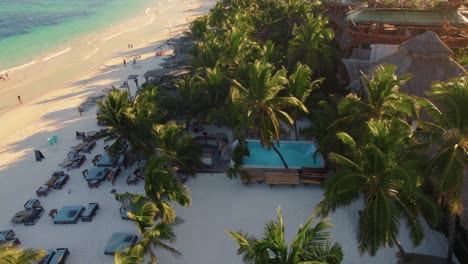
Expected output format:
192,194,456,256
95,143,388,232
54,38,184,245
243,140,324,168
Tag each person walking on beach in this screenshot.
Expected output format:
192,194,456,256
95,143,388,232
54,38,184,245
123,59,126,66
133,58,136,65
5,73,9,79
18,96,23,104
78,107,83,117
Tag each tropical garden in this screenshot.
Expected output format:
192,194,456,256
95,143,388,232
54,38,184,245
3,0,462,263
93,0,468,262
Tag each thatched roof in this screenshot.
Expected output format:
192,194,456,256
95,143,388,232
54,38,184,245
346,8,468,27
143,68,191,79
344,31,467,97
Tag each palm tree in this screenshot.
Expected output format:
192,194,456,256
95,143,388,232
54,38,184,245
115,193,181,263
153,121,202,175
336,65,420,142
231,60,308,168
226,207,343,264
287,14,334,76
185,16,209,42
0,244,46,264
416,75,468,262
317,119,440,256
170,76,209,129
285,62,322,140
97,90,154,157
303,95,341,164
144,156,192,223
113,249,143,264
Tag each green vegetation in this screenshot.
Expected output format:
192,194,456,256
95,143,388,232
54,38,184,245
226,208,343,264
0,245,46,264
93,0,468,262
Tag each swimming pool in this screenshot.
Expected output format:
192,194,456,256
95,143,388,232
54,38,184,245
243,140,324,168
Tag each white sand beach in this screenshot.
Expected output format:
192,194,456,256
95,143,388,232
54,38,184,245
0,0,451,263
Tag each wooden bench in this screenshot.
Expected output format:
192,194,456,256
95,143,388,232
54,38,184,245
264,172,300,187
240,168,265,185
300,167,328,185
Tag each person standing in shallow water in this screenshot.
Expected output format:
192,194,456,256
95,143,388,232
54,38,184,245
123,59,126,66
17,96,23,104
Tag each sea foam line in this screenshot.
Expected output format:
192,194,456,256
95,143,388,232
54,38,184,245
81,48,100,61
42,47,71,61
0,60,37,74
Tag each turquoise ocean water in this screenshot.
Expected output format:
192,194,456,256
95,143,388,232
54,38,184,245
0,0,153,72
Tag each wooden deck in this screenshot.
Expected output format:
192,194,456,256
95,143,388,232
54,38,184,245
241,167,328,186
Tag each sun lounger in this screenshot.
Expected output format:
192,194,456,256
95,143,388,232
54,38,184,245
24,198,41,210
52,175,70,189
87,179,102,188
0,230,15,243
126,174,139,185
49,248,69,264
81,140,96,154
38,250,55,264
36,185,50,197
53,206,84,224
119,205,132,220
24,207,45,226
70,142,86,151
81,203,100,222
68,155,86,170
103,233,138,255
1,238,21,246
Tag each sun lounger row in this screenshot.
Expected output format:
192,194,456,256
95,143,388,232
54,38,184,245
38,248,70,264
11,199,45,226
36,171,70,197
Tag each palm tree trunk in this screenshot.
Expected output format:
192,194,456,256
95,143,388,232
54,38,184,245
293,120,299,141
447,214,455,262
272,144,288,169
395,239,405,254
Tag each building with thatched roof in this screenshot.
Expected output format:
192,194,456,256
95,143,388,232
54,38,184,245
343,31,467,97
344,8,468,49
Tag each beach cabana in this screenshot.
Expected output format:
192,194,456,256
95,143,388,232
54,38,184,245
343,31,467,97
143,68,191,84
345,8,468,48
103,233,138,255
53,206,84,224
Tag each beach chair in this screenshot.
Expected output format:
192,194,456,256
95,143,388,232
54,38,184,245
38,250,55,264
126,174,139,185
81,203,100,222
0,230,16,244
24,207,45,226
52,175,70,189
36,185,50,197
88,179,101,188
24,199,41,210
49,248,69,264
